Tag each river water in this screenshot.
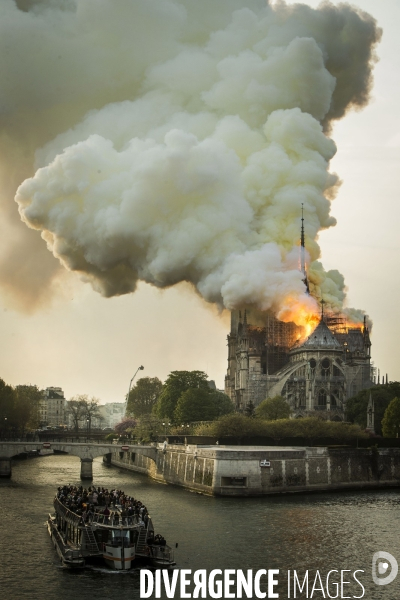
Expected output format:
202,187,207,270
1,454,399,600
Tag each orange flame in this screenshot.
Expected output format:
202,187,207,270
277,295,320,341
277,295,366,343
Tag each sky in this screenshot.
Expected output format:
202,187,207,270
0,0,399,404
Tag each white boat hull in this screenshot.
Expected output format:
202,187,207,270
103,544,136,570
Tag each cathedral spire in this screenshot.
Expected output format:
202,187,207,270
300,204,310,293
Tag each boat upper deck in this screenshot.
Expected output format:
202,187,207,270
54,497,147,529
55,484,152,530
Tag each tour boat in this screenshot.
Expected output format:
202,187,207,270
47,494,175,570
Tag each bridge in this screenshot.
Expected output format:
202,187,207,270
0,441,158,479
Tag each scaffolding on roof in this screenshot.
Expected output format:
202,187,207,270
324,311,363,334
265,313,301,374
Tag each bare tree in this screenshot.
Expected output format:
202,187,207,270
66,396,86,432
81,396,102,433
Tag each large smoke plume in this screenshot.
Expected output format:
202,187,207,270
5,0,381,323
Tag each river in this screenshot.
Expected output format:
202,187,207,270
1,454,399,599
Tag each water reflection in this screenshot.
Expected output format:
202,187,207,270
1,454,399,599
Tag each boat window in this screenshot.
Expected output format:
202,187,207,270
111,530,130,540
108,529,130,545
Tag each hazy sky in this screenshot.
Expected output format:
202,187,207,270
0,0,398,404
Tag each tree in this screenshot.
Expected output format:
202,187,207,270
194,415,366,443
66,397,86,432
14,385,43,432
382,397,400,437
346,382,400,435
114,417,137,436
67,395,102,432
255,396,291,420
174,390,233,425
134,414,164,442
0,380,44,435
244,400,256,418
0,378,16,435
153,371,209,421
174,388,218,423
211,414,266,438
126,377,163,417
81,396,102,432
210,391,235,418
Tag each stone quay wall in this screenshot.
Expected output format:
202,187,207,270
108,444,400,496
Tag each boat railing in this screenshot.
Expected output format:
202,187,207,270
91,511,140,528
150,544,175,563
55,497,146,529
54,497,82,526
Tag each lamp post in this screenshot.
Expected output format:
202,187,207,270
162,422,171,437
86,418,90,439
125,365,144,415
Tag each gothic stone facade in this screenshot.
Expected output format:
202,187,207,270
225,309,372,420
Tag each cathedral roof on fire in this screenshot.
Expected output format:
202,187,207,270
298,319,341,350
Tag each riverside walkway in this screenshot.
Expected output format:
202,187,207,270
0,440,157,479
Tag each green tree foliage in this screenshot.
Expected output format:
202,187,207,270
126,377,163,417
244,400,256,418
153,371,209,420
0,378,16,429
206,414,266,438
1,379,44,435
346,382,400,434
255,395,291,420
211,391,235,418
382,397,400,437
134,414,164,442
195,415,366,443
174,388,234,423
14,385,43,432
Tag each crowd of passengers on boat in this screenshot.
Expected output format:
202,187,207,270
57,484,150,527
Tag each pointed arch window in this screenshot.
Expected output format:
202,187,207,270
309,358,316,377
321,358,330,377
318,389,327,407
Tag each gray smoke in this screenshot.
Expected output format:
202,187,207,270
3,1,381,323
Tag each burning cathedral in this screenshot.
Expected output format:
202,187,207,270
224,211,373,420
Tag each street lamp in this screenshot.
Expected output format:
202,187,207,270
86,418,90,437
162,422,171,436
125,365,144,414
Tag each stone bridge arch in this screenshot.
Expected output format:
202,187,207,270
0,441,157,479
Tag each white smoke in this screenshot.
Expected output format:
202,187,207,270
12,0,381,324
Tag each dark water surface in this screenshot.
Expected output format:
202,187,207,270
1,454,400,599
